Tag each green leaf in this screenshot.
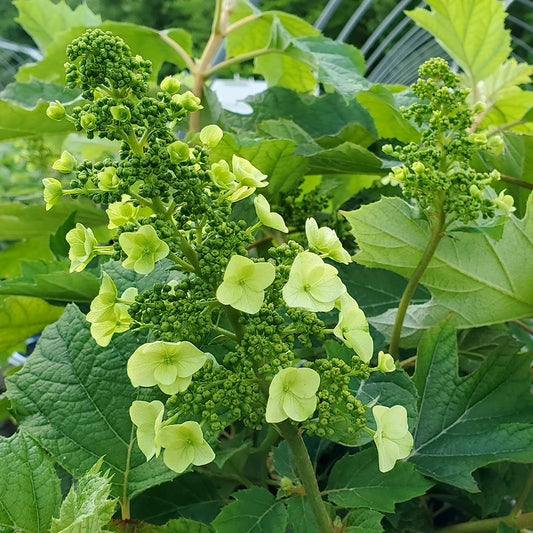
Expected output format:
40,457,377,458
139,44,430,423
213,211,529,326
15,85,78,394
305,142,384,175
107,518,213,532
410,319,533,490
0,295,64,353
226,11,317,59
272,440,296,480
222,87,376,140
0,261,100,303
344,509,384,533
351,367,418,446
0,431,61,533
357,86,420,143
256,118,317,146
0,80,80,110
14,0,100,52
131,472,236,525
326,449,433,512
343,195,533,343
211,487,287,533
17,22,190,84
288,36,369,102
0,99,75,142
254,53,317,92
0,201,107,240
286,496,320,533
0,236,54,279
6,305,178,500
50,458,117,533
407,0,511,82
336,263,430,319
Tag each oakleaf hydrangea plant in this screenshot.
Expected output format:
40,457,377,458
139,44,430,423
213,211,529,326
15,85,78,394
45,28,412,531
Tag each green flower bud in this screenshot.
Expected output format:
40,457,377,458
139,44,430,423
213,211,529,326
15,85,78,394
160,75,181,95
232,155,268,188
172,91,203,112
110,105,131,122
52,150,77,173
469,184,482,199
46,100,66,120
167,140,190,164
42,178,63,210
473,101,486,114
97,166,119,191
80,113,97,131
305,217,350,264
391,166,406,181
199,125,223,148
412,161,425,175
382,144,393,155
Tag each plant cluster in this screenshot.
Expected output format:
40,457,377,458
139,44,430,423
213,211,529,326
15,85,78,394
44,28,410,529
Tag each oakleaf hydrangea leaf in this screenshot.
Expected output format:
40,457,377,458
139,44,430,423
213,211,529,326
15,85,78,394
410,318,533,490
49,458,117,533
6,305,178,499
0,431,61,533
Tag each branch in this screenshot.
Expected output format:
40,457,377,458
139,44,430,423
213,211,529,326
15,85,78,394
158,31,195,72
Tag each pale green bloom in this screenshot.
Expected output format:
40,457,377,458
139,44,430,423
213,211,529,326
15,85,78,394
200,125,223,148
106,198,140,229
372,405,413,473
377,351,395,373
127,341,207,395
232,155,268,188
333,293,373,362
86,273,138,346
119,225,169,274
216,255,276,314
254,194,288,233
46,101,65,120
305,218,351,264
52,150,77,173
172,91,203,112
229,185,255,202
208,160,237,190
265,367,320,423
282,252,346,312
157,421,215,473
66,223,98,272
110,105,131,122
42,178,63,210
494,191,515,213
129,400,164,461
168,140,190,164
97,167,119,191
160,75,181,94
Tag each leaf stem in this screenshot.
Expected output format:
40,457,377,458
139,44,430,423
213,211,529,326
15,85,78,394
389,211,446,358
275,421,334,533
500,174,533,191
158,31,196,72
436,511,533,532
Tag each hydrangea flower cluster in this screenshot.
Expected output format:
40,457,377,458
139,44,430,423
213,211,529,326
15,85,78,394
45,29,412,476
383,58,511,224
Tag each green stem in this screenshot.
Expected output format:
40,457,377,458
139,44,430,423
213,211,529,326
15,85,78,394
500,174,533,191
226,306,245,342
158,31,195,72
276,421,334,533
211,325,238,341
510,464,533,518
205,48,278,77
436,511,533,533
168,252,195,272
389,211,446,358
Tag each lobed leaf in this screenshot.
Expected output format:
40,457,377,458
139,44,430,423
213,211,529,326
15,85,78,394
410,319,533,490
